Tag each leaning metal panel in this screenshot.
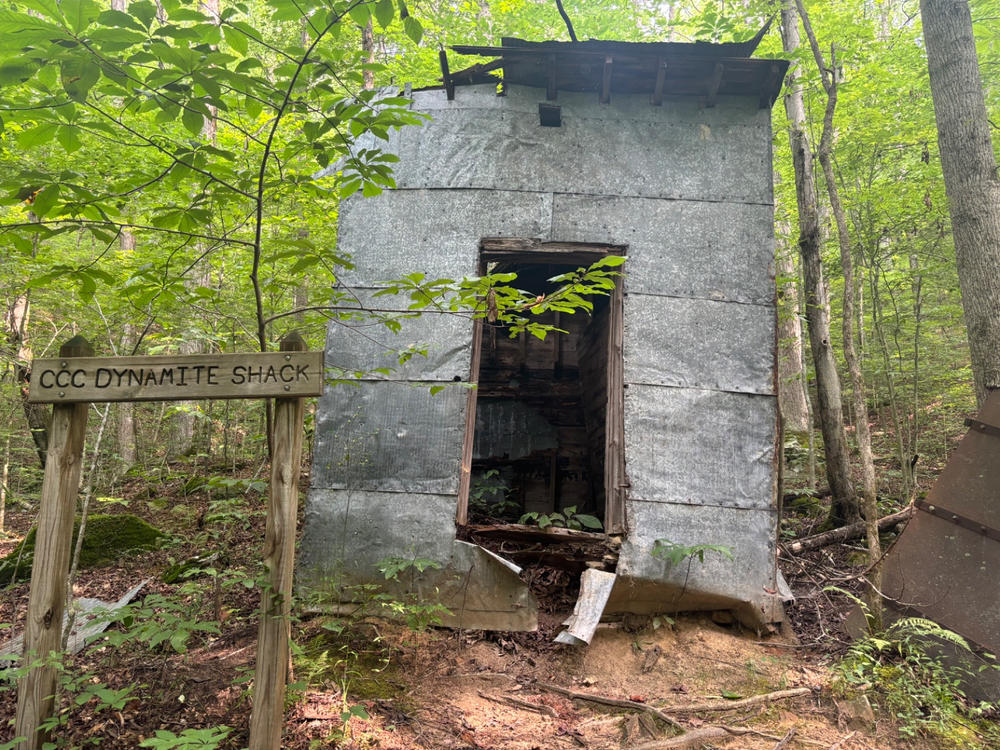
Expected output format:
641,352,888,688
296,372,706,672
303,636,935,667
623,385,777,510
881,391,1000,654
549,194,776,305
311,380,467,494
623,294,775,395
614,501,780,622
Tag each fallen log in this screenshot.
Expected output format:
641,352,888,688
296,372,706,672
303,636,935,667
781,507,913,555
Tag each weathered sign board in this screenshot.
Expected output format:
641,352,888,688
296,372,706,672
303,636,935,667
28,351,324,403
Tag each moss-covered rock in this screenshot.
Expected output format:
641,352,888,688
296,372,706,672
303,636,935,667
0,513,165,586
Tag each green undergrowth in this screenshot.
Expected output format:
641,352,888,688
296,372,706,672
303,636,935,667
0,513,166,585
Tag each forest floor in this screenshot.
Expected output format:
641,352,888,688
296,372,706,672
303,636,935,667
1,457,997,750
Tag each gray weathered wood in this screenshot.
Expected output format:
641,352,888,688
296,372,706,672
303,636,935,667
28,351,323,403
248,333,308,750
15,336,93,750
605,281,626,534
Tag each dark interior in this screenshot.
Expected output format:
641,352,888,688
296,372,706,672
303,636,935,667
468,261,611,526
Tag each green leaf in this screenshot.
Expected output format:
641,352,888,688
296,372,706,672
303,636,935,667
574,514,603,530
720,690,742,700
402,16,422,44
29,184,60,218
66,0,101,33
56,125,82,153
129,0,156,29
96,9,148,32
222,25,248,54
0,58,36,85
60,57,101,102
181,106,204,134
348,2,371,27
75,271,97,302
374,0,394,29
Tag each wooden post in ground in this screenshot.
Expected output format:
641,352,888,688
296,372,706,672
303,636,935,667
249,333,308,749
15,336,93,750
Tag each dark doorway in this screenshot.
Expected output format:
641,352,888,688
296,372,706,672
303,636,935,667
457,240,625,535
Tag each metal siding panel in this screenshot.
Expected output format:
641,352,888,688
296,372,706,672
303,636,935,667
336,189,554,286
624,384,776,509
550,194,775,304
623,294,775,395
299,489,458,579
311,380,467,494
617,501,777,599
413,84,768,124
324,289,474,382
392,107,772,203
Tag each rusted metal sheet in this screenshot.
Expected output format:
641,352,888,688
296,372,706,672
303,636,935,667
881,391,1000,654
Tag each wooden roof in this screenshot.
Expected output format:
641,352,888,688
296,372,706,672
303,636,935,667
441,25,789,109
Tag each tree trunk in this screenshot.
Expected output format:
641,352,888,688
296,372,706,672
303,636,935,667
362,19,375,90
920,0,1000,407
780,0,857,526
4,277,49,469
796,1,879,615
777,242,810,433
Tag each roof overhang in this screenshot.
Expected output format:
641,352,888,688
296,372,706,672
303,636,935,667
439,26,789,109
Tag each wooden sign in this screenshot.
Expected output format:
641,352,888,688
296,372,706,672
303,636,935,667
28,351,324,403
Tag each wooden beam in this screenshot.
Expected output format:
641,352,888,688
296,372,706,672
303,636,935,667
456,320,483,525
600,55,613,104
651,58,667,106
248,333,308,750
759,62,782,109
480,238,625,254
547,53,558,100
604,281,626,534
439,48,455,100
15,336,93,750
706,62,724,107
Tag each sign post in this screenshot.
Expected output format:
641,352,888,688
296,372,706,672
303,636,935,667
16,334,324,750
248,333,307,750
15,336,93,750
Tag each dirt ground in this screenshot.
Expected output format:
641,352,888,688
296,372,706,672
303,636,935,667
0,467,992,750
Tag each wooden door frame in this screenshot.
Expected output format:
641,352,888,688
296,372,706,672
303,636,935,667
456,239,626,533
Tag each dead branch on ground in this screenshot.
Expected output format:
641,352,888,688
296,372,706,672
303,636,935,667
674,686,814,713
477,690,557,717
629,725,783,749
535,681,684,731
781,507,913,555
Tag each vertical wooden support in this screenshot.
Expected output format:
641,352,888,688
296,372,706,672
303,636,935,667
600,55,613,104
439,48,455,101
15,336,93,750
456,319,483,525
546,53,558,100
706,62,725,108
604,282,626,534
248,333,307,750
651,58,667,106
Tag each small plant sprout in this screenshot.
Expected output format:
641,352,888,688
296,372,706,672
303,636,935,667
519,506,603,531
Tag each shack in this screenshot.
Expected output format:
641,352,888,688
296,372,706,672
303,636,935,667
299,33,791,637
